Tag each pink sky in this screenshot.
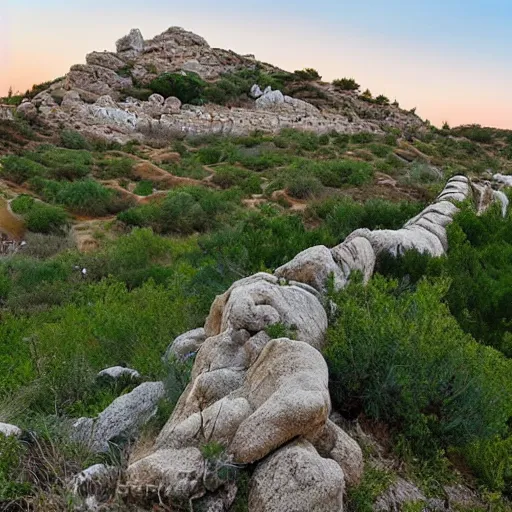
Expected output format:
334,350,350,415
2,5,512,129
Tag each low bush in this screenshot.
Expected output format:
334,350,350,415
0,155,46,184
149,72,206,104
60,130,91,150
96,157,134,179
286,175,324,199
294,68,321,81
133,180,154,196
211,165,261,194
12,195,69,234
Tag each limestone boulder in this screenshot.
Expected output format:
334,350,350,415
72,382,165,452
97,366,141,381
248,440,344,512
17,101,38,120
86,52,127,71
204,273,327,350
162,96,182,114
494,190,509,217
116,28,144,58
250,84,264,98
308,419,363,487
256,89,285,109
69,463,118,502
494,173,512,187
229,339,331,464
331,236,376,284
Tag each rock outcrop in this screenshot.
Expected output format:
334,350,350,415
15,26,425,143
117,176,501,511
0,422,22,437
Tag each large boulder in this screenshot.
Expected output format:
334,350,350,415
72,382,165,452
85,52,127,71
248,440,344,512
204,273,328,350
116,28,144,57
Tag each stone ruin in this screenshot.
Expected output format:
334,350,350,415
14,27,425,143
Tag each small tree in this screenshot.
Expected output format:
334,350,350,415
375,95,390,106
442,121,450,130
332,78,360,91
360,89,373,102
7,87,13,99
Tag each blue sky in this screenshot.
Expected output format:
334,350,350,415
3,0,512,127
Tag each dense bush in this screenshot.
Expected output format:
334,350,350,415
332,78,360,91
60,130,91,150
325,276,512,457
118,186,239,234
11,195,68,234
211,165,262,194
0,155,46,184
96,157,134,179
294,68,321,81
285,175,324,199
133,180,154,196
149,72,206,104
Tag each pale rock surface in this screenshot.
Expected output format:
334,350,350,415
85,52,127,71
275,245,347,292
69,463,118,501
248,440,344,512
115,28,145,57
494,190,510,217
0,422,22,437
204,273,327,349
250,84,264,98
0,105,14,121
494,173,512,187
97,366,141,381
308,419,363,487
123,447,205,503
16,101,38,120
374,477,427,511
255,89,285,109
165,327,206,360
331,236,376,284
73,382,165,452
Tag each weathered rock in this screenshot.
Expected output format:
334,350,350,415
165,327,206,360
162,96,182,114
256,89,285,109
494,173,512,187
308,419,363,487
73,382,165,452
229,339,331,464
204,273,328,350
69,464,118,501
275,245,347,292
374,477,427,511
331,236,376,284
248,440,344,512
123,447,205,503
16,101,38,120
116,28,144,57
347,177,470,258
494,190,509,217
250,84,264,98
0,422,22,437
86,52,127,71
0,105,15,121
97,366,141,381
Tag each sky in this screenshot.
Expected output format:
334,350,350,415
2,0,512,128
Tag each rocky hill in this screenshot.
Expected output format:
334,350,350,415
13,26,423,143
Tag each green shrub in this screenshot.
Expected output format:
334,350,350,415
0,155,46,184
286,175,324,199
11,195,36,214
351,132,376,144
0,435,32,500
96,157,134,179
149,72,206,104
294,68,321,81
325,276,512,458
133,180,154,196
211,165,262,194
332,78,360,91
60,130,90,150
120,87,153,102
375,95,390,105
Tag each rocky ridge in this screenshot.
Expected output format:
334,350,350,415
99,175,504,511
15,26,424,143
